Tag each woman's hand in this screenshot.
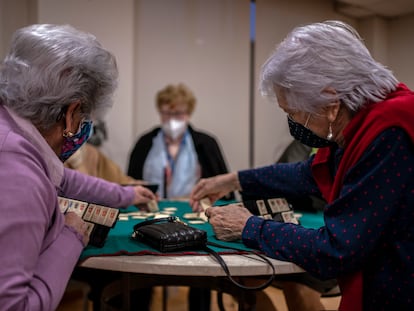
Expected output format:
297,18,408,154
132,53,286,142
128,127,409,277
205,204,252,241
132,185,157,205
65,212,90,246
190,172,241,212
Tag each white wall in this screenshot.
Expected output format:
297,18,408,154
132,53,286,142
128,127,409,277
0,0,37,57
388,13,414,88
37,0,136,172
1,0,414,175
358,17,389,65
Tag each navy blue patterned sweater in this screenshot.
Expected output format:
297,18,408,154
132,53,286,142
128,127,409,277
240,84,414,311
241,128,414,310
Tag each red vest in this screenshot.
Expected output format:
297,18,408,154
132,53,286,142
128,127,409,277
311,83,414,311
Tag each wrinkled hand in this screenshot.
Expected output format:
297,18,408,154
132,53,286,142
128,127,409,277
205,203,253,241
190,172,241,212
132,185,157,205
65,212,89,246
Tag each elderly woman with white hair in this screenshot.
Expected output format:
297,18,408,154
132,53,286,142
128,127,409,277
190,21,414,311
0,24,156,310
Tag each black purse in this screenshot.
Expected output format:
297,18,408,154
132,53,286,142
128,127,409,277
132,216,275,291
132,216,207,252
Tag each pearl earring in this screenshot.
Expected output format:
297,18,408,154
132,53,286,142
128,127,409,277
326,123,333,140
63,129,74,138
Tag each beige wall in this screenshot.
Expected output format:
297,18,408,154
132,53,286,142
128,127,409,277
388,13,414,88
1,0,414,174
37,0,136,171
0,0,37,57
358,17,389,65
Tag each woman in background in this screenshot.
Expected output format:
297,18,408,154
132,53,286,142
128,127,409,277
128,83,233,201
128,83,234,311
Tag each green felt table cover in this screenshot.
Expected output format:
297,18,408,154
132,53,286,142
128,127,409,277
79,201,324,262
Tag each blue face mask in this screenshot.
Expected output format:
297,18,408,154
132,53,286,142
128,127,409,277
60,119,93,162
287,115,335,148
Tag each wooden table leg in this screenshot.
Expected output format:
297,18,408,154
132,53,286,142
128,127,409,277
162,286,168,311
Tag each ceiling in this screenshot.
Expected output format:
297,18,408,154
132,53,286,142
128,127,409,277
334,0,414,18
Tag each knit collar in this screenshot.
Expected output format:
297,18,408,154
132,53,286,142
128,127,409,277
3,106,64,188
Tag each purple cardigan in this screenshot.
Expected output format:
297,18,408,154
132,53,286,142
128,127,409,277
0,105,135,311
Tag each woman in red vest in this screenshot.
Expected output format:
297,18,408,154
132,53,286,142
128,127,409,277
190,21,414,311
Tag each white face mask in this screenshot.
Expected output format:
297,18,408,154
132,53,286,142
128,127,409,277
162,119,187,140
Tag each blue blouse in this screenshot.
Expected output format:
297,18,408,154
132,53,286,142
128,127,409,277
240,127,414,310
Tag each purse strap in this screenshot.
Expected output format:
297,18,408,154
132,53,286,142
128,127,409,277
133,216,179,231
133,217,275,290
204,241,275,291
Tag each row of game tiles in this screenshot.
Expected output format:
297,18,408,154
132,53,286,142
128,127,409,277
58,197,119,228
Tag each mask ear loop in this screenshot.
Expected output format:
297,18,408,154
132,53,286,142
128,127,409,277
63,118,91,138
56,106,74,137
304,112,334,140
304,114,311,128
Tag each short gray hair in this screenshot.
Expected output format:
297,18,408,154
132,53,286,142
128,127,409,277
260,20,398,113
0,24,118,129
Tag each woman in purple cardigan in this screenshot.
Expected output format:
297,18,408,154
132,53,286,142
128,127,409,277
0,24,155,311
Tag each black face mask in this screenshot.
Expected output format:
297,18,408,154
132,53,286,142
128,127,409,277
287,115,335,148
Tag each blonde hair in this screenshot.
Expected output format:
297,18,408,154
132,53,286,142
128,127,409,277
156,83,196,114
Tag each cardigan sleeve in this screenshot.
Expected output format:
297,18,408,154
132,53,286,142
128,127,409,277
59,168,135,208
0,133,84,311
